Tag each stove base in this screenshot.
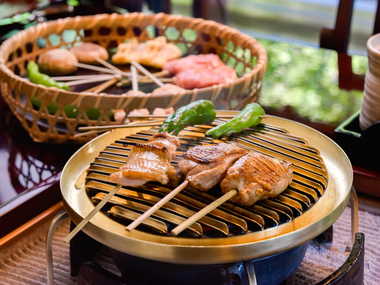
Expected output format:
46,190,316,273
77,260,297,285
70,224,364,285
108,243,308,285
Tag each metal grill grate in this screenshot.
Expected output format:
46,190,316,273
84,122,328,237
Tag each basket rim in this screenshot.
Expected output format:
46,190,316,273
0,12,267,101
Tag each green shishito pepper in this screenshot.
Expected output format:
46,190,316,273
28,61,68,115
27,61,112,120
206,103,265,138
159,100,216,136
27,61,69,90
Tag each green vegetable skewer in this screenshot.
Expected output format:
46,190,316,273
206,103,265,138
27,61,69,90
159,100,216,136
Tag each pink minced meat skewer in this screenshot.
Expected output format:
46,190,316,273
173,66,237,89
163,54,238,89
163,54,226,75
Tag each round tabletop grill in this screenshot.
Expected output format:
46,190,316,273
61,114,353,268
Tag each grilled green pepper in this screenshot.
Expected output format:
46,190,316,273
27,61,69,91
206,103,265,138
159,100,216,136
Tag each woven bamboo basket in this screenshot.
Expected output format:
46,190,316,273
0,13,267,144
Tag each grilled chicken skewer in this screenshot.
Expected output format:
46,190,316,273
126,142,246,231
110,132,181,187
178,142,247,192
171,149,293,236
66,131,182,240
221,151,293,206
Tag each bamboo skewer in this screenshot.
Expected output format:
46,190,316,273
126,181,189,232
138,77,173,84
75,62,131,77
171,189,238,236
51,74,115,81
127,114,237,120
131,61,165,87
93,77,119,93
95,57,124,73
83,77,119,93
64,184,122,243
140,70,170,79
77,120,164,132
65,74,120,86
73,130,100,138
130,65,139,92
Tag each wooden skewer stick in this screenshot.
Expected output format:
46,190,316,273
171,189,238,236
64,184,122,243
51,74,115,81
73,120,158,138
127,114,237,120
73,130,100,139
116,77,172,87
83,77,119,93
75,62,131,77
126,181,189,232
77,120,164,132
95,57,124,73
130,65,139,92
65,74,120,86
138,77,173,84
139,70,171,80
131,61,165,87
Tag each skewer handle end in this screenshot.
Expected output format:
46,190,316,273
171,189,238,236
63,184,122,243
125,180,188,232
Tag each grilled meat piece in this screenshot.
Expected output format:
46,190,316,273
148,132,180,159
178,143,247,192
110,132,180,186
221,151,293,206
